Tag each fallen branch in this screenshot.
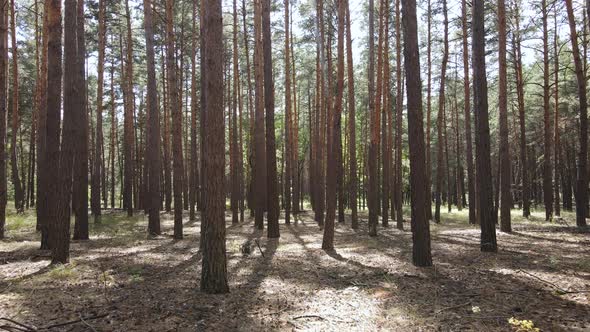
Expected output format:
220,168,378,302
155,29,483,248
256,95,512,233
516,269,567,292
0,318,35,331
292,315,325,320
37,313,109,330
254,239,265,258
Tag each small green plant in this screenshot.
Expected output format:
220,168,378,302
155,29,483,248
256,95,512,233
47,264,77,280
508,317,540,332
126,266,144,282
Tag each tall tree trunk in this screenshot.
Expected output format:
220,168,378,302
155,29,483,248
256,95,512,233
166,0,185,238
565,0,588,228
231,0,240,225
92,0,105,222
0,0,7,239
36,5,49,248
72,0,89,240
109,59,116,209
425,0,432,222
511,1,529,218
9,0,23,213
284,0,292,225
345,0,357,228
472,0,497,252
253,0,267,230
369,0,385,237
189,0,199,221
45,0,64,261
434,0,449,223
381,1,390,228
461,0,476,224
401,0,432,267
323,0,345,250
200,0,229,294
542,0,553,221
143,0,161,235
394,0,403,229
553,8,561,217
263,0,279,238
498,0,511,232
122,0,134,217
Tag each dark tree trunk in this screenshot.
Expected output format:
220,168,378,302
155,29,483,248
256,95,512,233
91,0,105,222
166,0,185,238
498,0,511,232
143,0,161,235
472,0,497,252
565,0,588,228
72,0,89,240
461,0,476,224
0,0,8,239
542,0,553,221
253,0,267,230
123,0,134,217
401,0,432,267
9,0,23,213
345,0,358,228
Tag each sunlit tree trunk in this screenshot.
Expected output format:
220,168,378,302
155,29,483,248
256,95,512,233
92,0,105,222
498,0,511,232
9,0,23,213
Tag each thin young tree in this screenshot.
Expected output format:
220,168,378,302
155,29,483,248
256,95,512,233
143,0,161,235
564,0,588,228
401,0,432,267
472,0,497,252
200,0,229,294
498,0,511,232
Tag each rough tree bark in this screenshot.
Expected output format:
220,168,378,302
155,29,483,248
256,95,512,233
91,0,105,222
9,0,23,213
461,0,476,224
200,0,229,294
472,0,497,252
498,0,511,232
565,0,588,228
143,0,161,235
402,0,432,267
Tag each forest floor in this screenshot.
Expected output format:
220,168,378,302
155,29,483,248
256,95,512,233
1,206,590,331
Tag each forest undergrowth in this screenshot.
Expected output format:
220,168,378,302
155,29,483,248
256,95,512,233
1,208,589,331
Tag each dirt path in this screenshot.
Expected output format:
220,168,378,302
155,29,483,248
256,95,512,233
1,210,589,331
